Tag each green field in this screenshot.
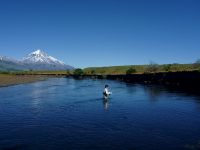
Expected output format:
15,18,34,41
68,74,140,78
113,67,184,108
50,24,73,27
84,63,200,75
1,63,200,87
0,63,200,76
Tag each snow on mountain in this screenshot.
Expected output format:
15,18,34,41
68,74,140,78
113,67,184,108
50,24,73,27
22,49,66,65
0,49,74,71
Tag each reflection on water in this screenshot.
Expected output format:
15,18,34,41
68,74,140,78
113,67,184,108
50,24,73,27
145,86,163,100
0,78,200,150
103,99,109,110
30,82,46,108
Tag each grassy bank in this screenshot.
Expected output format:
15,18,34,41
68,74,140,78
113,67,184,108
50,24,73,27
0,74,47,87
0,63,200,76
84,63,200,75
1,63,200,88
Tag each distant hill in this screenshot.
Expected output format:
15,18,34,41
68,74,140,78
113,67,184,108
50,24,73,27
84,64,198,75
0,56,25,71
0,50,74,71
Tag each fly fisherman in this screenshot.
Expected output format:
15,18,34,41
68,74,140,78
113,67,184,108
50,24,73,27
103,85,112,99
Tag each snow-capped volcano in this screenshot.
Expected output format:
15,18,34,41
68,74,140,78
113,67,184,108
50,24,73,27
22,49,65,65
21,49,74,70
0,49,74,71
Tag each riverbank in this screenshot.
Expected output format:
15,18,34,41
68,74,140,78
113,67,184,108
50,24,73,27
0,74,47,87
70,71,200,90
1,71,200,90
84,63,199,74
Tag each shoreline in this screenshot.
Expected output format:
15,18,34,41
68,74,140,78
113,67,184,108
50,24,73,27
69,71,200,89
1,71,200,90
0,74,48,87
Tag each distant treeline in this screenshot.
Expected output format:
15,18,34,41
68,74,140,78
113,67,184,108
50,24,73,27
83,63,200,75
1,62,200,75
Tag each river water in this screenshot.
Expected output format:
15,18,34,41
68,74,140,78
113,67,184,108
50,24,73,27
0,78,200,150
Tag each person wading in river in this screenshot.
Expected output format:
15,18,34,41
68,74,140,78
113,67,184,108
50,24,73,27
103,85,112,99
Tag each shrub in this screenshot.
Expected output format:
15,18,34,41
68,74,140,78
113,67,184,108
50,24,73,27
91,70,95,75
163,64,172,72
145,62,159,73
73,68,84,75
126,68,136,74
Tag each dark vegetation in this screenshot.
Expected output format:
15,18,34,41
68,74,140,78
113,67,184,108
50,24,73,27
84,62,200,75
126,68,137,75
1,61,200,88
1,62,200,76
145,62,159,73
73,68,84,75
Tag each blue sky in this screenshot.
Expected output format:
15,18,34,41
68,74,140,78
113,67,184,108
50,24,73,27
0,0,200,68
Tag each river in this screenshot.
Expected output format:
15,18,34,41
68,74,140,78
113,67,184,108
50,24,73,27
0,78,200,150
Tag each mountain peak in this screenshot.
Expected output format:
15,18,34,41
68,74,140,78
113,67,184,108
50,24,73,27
0,49,74,71
23,49,64,64
33,49,42,54
30,49,47,56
